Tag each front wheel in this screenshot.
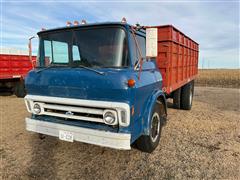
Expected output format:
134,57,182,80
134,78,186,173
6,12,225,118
136,102,165,153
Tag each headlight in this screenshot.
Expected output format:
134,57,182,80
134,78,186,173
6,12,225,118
33,103,41,114
103,110,117,125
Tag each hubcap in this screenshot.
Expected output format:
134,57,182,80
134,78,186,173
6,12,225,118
150,112,160,143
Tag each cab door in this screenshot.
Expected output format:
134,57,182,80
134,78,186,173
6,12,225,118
128,30,160,141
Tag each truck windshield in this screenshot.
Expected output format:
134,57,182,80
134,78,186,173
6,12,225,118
37,27,128,68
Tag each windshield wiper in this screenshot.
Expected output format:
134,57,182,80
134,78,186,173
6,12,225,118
72,64,105,75
36,64,105,75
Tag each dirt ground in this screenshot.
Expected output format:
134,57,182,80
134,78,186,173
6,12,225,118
1,87,240,179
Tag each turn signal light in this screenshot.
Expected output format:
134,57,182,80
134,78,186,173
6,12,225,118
128,79,135,87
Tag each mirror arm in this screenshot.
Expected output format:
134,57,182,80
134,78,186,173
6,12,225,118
131,26,144,80
28,36,36,68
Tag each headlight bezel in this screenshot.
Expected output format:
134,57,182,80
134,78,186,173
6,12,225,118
103,110,118,125
32,103,42,114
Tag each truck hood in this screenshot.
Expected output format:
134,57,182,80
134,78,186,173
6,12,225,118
25,67,134,103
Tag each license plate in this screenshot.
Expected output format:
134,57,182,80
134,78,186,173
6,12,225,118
59,130,74,142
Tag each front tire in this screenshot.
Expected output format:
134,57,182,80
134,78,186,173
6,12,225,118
180,81,194,110
136,102,165,153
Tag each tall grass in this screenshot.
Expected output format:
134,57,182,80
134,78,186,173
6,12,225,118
195,69,240,88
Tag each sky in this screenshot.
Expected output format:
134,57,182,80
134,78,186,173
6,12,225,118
1,0,239,69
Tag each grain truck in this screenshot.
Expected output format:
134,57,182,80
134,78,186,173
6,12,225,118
24,20,198,152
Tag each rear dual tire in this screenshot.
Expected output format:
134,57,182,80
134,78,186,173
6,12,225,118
14,81,26,98
172,81,194,110
180,81,194,110
173,88,181,109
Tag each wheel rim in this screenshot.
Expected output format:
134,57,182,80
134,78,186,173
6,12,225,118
150,112,160,143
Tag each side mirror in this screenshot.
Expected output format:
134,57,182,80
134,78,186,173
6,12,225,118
28,36,36,68
146,28,158,58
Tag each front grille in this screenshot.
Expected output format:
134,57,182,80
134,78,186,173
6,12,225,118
40,103,106,123
24,95,130,127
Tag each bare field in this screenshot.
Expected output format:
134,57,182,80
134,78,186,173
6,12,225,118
195,69,240,88
1,87,240,179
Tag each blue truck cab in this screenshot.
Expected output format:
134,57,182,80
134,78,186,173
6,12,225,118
24,22,167,153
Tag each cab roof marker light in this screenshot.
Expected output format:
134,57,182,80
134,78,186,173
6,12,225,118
81,19,87,24
121,17,127,23
73,20,79,26
66,21,72,27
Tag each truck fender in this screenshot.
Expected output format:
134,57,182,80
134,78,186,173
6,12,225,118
142,90,167,135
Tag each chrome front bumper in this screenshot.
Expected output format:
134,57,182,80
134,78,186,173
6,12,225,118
26,118,131,150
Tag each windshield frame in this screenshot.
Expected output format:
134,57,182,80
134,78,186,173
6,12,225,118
37,25,130,69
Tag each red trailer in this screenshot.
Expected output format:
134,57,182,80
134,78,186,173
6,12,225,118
0,48,36,97
155,25,199,109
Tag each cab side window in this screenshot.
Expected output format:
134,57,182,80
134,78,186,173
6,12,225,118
130,33,146,66
136,35,146,58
